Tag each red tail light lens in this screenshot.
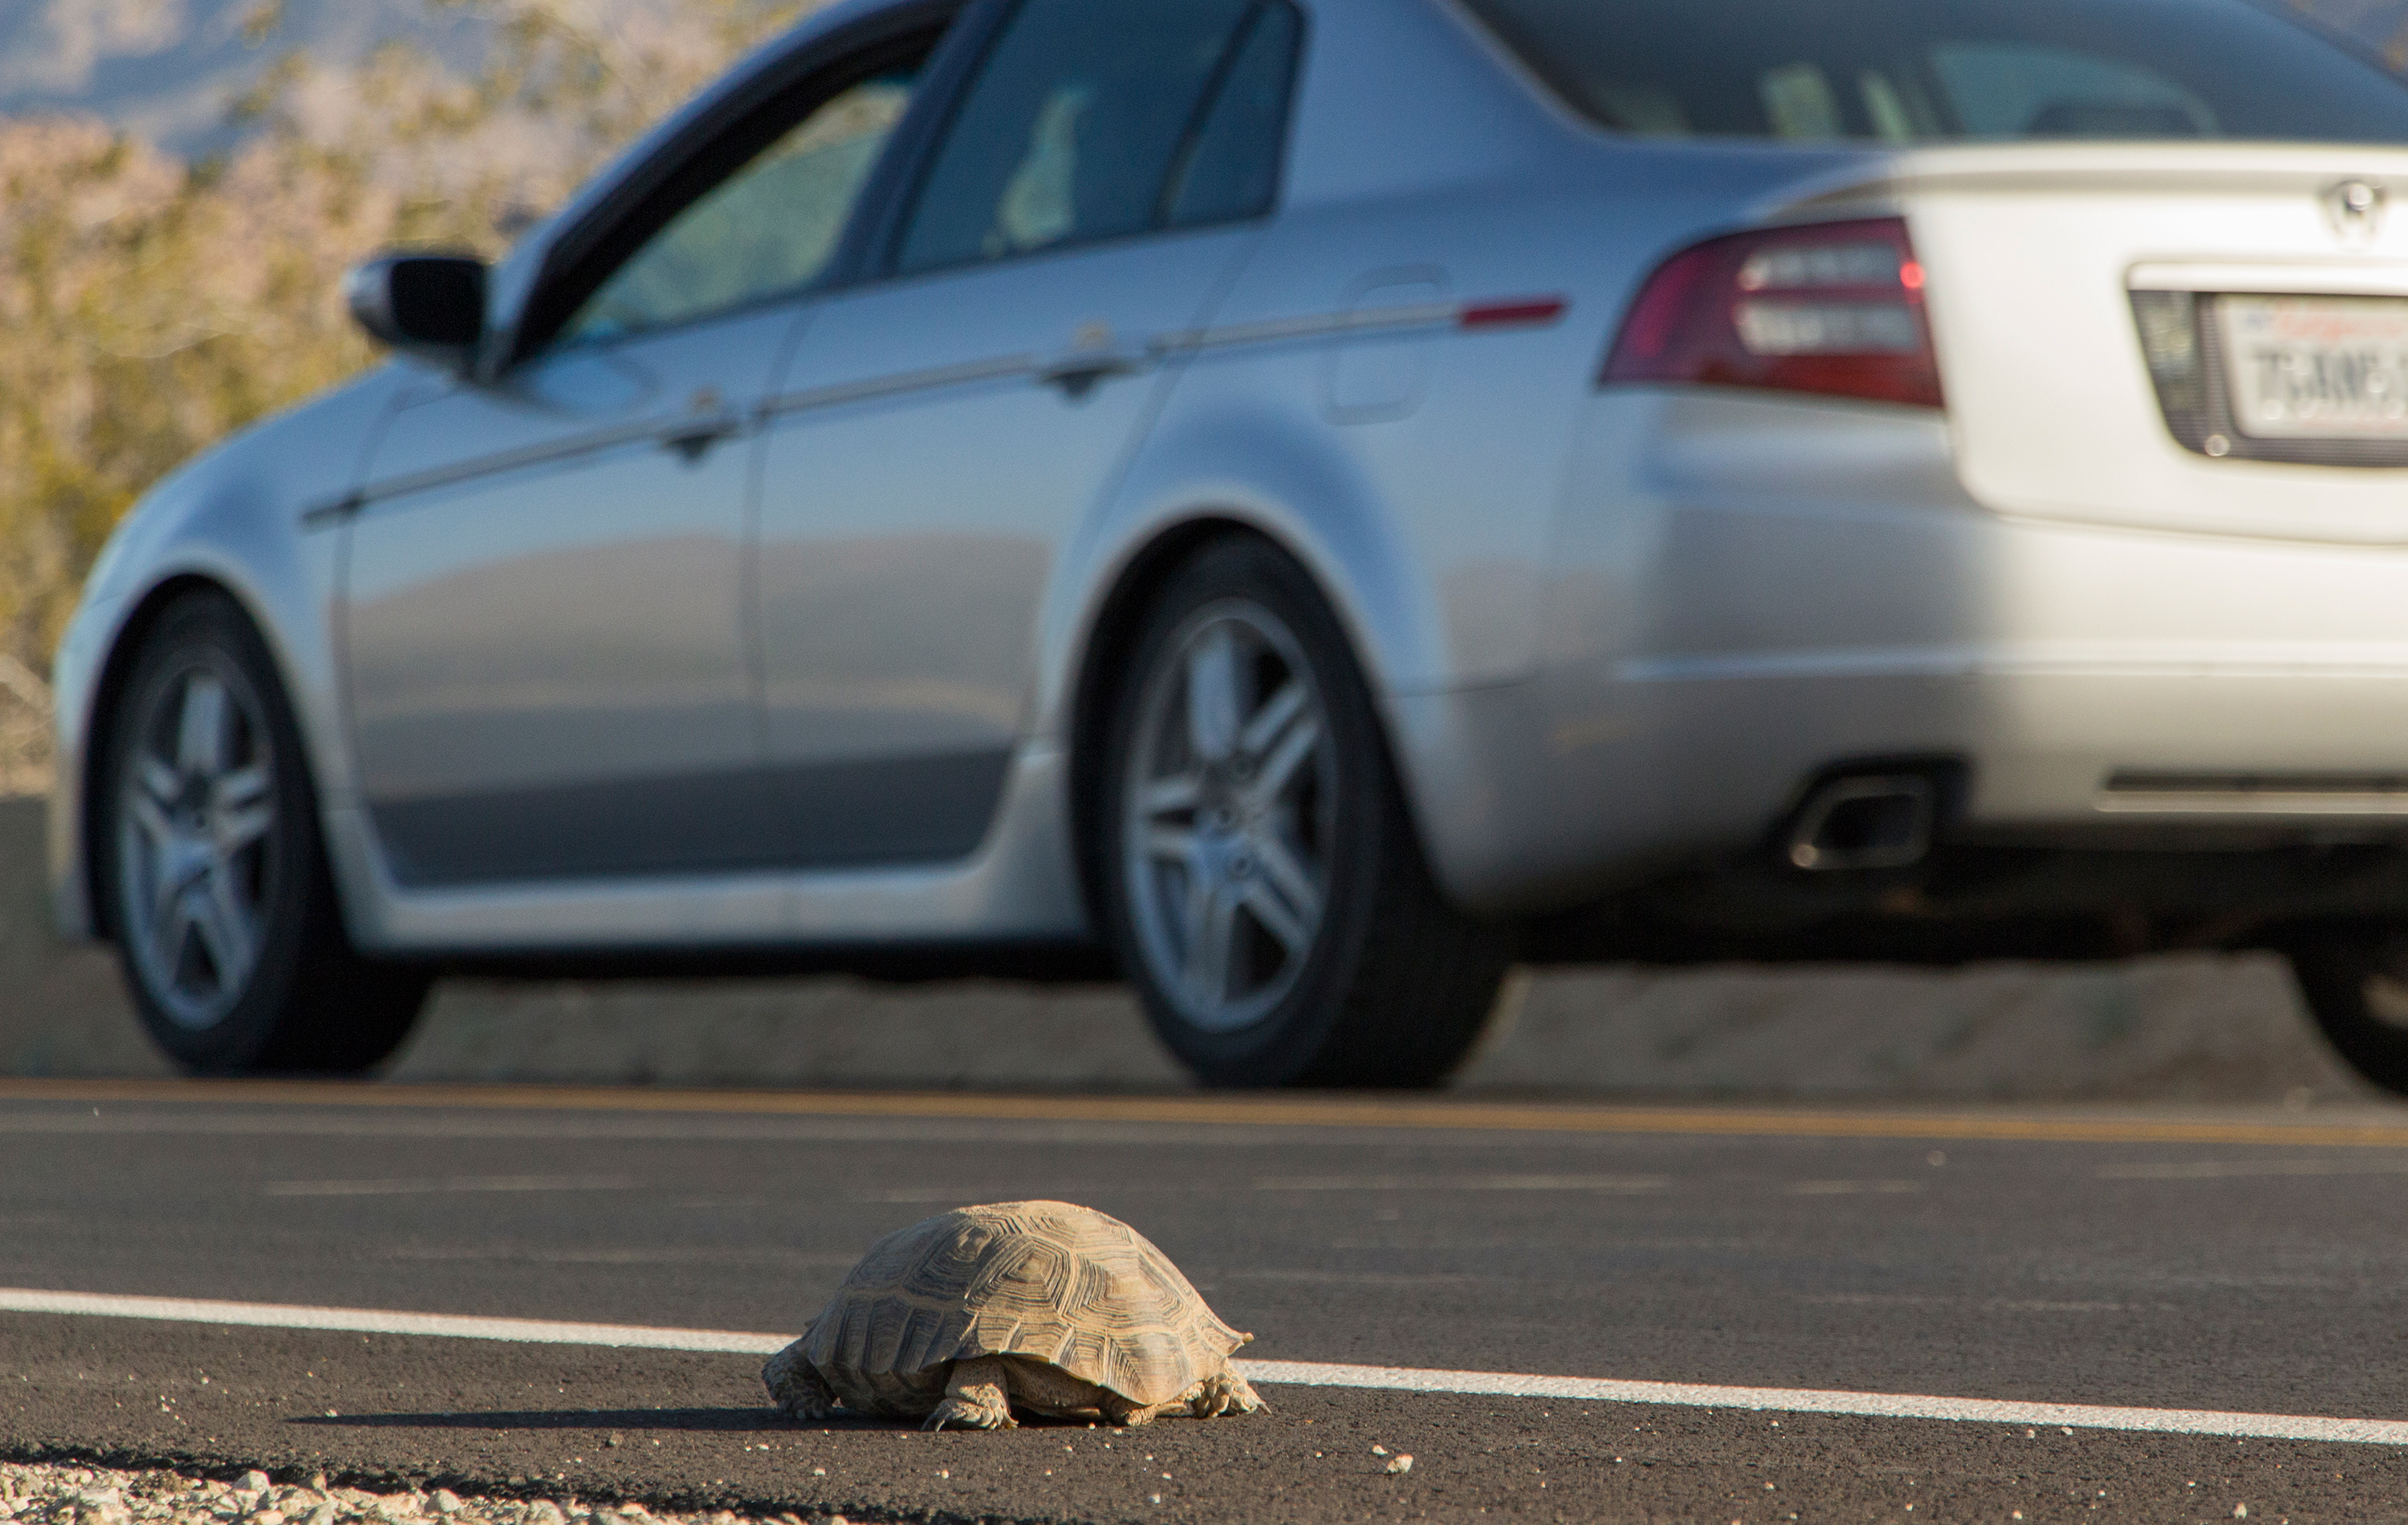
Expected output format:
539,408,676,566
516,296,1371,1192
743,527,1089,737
1601,218,1942,409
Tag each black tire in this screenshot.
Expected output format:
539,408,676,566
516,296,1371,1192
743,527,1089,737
2284,925,2408,1096
1096,537,1511,1088
95,592,429,1076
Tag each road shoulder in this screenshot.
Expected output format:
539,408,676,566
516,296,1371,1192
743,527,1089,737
6,1316,2402,1523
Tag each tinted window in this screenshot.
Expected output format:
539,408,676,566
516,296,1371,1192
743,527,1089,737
560,73,917,345
1458,0,2408,143
894,0,1261,273
1165,2,1304,228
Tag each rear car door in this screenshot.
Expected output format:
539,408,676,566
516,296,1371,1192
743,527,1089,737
341,51,927,889
749,0,1304,868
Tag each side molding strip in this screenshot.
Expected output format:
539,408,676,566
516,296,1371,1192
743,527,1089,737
329,295,1570,515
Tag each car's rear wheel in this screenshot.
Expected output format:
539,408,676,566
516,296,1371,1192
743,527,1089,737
1097,538,1511,1088
2284,925,2408,1096
98,592,429,1075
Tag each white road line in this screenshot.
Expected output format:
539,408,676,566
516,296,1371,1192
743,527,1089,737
0,1290,784,1354
1236,1361,2408,1445
5,1288,2406,1446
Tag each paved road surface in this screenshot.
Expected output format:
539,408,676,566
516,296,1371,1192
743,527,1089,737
8,1080,2408,1521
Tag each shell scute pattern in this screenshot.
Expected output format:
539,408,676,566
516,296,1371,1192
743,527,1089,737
796,1201,1249,1411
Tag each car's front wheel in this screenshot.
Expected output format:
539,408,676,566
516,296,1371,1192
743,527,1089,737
1097,538,1511,1088
2284,925,2408,1096
98,592,429,1075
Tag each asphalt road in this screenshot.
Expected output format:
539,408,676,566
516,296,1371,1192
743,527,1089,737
9,1081,2408,1522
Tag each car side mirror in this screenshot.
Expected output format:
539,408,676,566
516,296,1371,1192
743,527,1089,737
345,254,489,373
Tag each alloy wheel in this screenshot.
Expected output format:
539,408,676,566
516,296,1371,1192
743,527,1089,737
114,657,279,1031
1120,599,1338,1034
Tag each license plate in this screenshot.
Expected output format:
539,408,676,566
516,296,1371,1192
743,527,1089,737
2219,294,2408,439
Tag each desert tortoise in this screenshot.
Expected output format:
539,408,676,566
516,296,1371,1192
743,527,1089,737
763,1200,1264,1430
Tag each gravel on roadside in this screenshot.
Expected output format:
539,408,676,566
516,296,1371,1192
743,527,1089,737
0,1465,851,1525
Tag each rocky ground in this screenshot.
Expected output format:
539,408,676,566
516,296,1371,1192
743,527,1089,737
0,1465,850,1525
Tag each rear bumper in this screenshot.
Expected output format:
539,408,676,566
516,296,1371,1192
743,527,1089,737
1397,663,2408,920
1393,389,2408,917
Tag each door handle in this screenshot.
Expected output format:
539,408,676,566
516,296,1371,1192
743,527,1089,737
661,414,742,463
1037,350,1145,400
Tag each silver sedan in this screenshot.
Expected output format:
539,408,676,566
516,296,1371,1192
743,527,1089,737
51,0,2408,1090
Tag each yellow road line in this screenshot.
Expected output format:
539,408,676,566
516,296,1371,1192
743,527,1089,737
2,1076,2406,1148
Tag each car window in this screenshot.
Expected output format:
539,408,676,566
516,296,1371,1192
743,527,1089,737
1456,0,2408,144
1930,45,2213,140
1164,2,1304,229
559,72,917,347
892,0,1267,274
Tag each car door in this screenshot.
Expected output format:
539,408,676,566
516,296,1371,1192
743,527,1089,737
341,55,928,889
750,0,1304,868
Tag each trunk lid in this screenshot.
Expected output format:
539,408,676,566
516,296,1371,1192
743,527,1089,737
1783,142,2408,543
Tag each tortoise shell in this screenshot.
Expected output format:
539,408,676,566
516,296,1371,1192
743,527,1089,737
799,1201,1249,1409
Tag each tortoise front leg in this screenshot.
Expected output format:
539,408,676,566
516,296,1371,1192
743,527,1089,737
924,1356,1018,1431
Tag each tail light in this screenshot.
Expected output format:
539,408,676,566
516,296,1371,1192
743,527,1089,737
1601,217,1942,409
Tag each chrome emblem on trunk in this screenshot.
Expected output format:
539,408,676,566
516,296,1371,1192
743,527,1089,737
2325,179,2387,246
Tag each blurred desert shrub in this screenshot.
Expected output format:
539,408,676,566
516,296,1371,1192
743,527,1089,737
0,0,811,793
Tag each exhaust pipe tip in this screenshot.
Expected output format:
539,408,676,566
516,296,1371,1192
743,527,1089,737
1786,774,1938,872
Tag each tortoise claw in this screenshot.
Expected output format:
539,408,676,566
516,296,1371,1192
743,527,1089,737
1193,1370,1266,1418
